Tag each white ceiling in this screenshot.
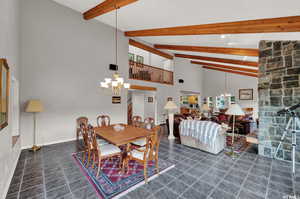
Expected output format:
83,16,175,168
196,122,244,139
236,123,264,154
52,0,300,64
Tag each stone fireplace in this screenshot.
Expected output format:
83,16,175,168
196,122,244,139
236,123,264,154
258,40,300,163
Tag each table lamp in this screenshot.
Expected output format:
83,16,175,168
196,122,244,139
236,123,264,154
26,100,44,152
164,101,178,140
225,103,245,158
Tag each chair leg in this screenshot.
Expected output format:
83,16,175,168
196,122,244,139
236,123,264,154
87,149,91,166
82,150,86,164
96,157,102,177
144,161,148,184
92,153,96,169
155,156,159,174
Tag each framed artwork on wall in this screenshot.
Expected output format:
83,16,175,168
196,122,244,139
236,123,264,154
239,89,253,100
136,55,144,64
0,59,9,131
128,53,135,62
148,97,153,103
112,96,121,104
167,97,173,101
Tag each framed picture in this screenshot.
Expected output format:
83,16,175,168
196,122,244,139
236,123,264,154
239,89,253,100
128,53,135,62
0,59,9,131
112,96,121,104
167,97,173,102
148,97,153,103
136,55,144,64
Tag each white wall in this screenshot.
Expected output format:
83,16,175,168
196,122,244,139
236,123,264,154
144,92,156,119
0,0,21,198
19,0,128,148
132,91,145,119
202,68,258,118
19,0,204,149
129,45,173,70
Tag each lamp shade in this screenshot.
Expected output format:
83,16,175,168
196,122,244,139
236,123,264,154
26,100,44,113
225,104,245,116
201,104,210,111
164,101,178,110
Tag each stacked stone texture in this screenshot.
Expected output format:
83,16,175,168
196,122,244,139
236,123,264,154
258,40,300,162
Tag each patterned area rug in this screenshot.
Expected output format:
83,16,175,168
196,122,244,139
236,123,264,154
72,152,174,199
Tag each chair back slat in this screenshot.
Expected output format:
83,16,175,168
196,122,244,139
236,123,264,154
97,115,110,127
144,117,155,130
77,117,88,128
132,116,142,127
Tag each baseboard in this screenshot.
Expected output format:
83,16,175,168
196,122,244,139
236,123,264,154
2,140,21,199
21,137,77,150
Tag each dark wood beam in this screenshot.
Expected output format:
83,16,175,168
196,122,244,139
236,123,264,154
129,39,173,59
175,53,258,67
83,0,138,20
154,44,258,56
191,61,258,73
125,16,300,37
203,66,258,78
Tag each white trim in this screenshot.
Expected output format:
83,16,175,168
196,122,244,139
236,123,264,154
113,164,175,199
2,140,21,199
21,137,77,150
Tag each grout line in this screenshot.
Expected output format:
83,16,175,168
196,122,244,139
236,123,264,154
264,159,273,199
41,150,47,199
17,155,26,199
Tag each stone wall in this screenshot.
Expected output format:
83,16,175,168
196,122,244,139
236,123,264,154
258,40,300,162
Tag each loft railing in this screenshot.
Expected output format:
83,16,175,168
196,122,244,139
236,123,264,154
129,61,173,85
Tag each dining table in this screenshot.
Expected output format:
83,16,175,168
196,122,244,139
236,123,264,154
93,124,153,171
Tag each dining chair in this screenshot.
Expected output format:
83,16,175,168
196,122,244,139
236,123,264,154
128,125,161,183
90,128,122,177
132,116,142,127
76,116,88,141
144,117,155,130
97,115,110,127
80,123,93,166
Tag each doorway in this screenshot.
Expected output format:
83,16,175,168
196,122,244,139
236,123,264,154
127,85,157,125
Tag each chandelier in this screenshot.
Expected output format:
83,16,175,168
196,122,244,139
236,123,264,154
100,2,130,95
101,73,130,95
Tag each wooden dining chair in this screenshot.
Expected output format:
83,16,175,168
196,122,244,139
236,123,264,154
90,128,122,177
80,123,93,166
76,117,88,141
132,116,142,127
144,117,155,130
97,115,110,127
128,125,161,183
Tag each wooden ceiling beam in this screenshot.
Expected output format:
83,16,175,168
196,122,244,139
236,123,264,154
175,53,258,67
191,61,258,73
125,16,300,37
129,39,174,60
154,44,258,56
202,66,258,78
83,0,138,20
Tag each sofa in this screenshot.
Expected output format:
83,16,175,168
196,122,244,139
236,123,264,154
179,120,227,154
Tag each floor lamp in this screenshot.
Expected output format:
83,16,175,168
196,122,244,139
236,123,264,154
26,100,44,152
225,103,245,158
164,101,178,140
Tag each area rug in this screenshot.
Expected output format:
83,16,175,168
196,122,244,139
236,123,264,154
225,135,250,153
72,152,174,199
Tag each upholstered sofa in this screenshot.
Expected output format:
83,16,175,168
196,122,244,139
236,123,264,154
179,120,227,154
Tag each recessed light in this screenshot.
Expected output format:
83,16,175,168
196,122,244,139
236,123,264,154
221,35,226,39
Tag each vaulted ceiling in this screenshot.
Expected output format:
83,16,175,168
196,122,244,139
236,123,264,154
52,0,300,71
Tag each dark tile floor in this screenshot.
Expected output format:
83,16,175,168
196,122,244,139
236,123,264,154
5,132,300,199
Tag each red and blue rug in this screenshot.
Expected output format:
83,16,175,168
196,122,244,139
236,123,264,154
72,152,174,199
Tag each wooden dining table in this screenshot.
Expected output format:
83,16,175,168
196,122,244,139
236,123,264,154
94,124,153,171
94,124,153,146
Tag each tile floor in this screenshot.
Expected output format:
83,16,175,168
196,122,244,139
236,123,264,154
5,132,300,199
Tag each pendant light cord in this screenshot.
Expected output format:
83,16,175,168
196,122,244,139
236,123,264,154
115,1,118,66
